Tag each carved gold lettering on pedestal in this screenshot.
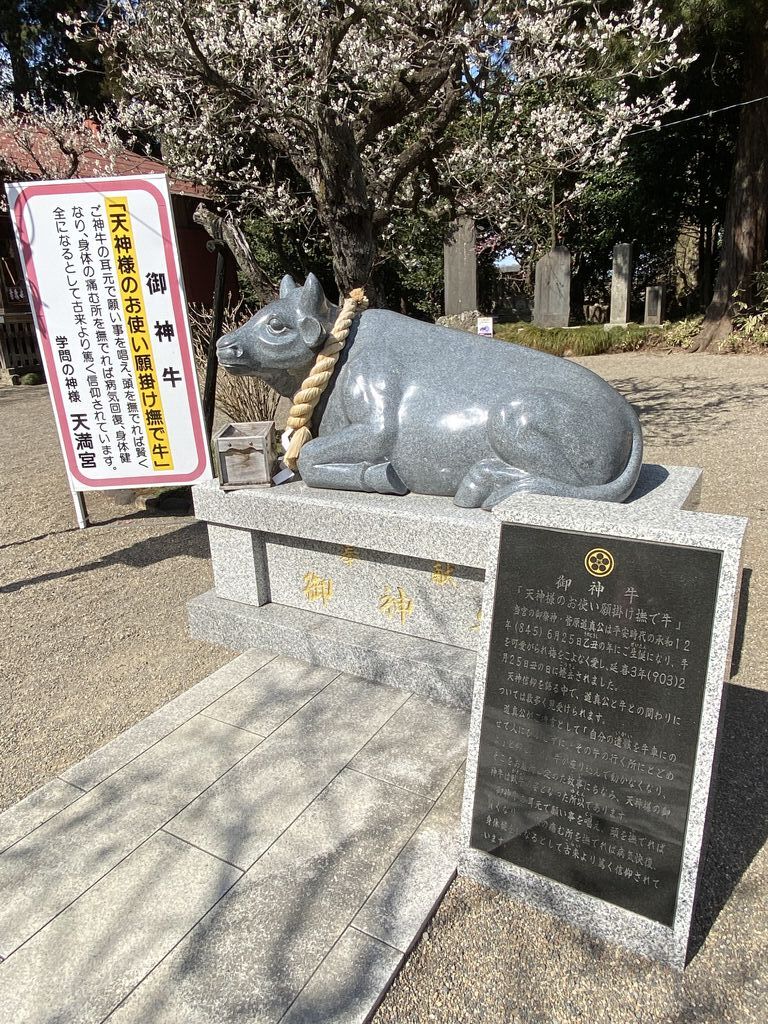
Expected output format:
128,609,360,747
341,545,359,566
432,561,457,587
303,572,334,606
379,585,414,625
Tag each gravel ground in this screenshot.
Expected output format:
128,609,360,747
1,352,766,1023
0,384,230,811
375,351,768,1024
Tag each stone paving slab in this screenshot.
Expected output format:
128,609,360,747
60,648,276,791
280,926,403,1024
0,650,466,1023
354,769,465,954
109,769,430,1024
0,831,240,1024
0,715,258,955
166,673,409,870
351,695,469,799
0,777,84,855
203,655,338,735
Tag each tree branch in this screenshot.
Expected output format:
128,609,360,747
371,82,464,224
180,19,243,97
317,6,366,85
193,203,275,304
178,18,312,150
356,60,459,148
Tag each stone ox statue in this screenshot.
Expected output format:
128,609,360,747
217,274,642,510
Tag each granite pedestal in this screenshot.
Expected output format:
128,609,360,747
188,465,703,709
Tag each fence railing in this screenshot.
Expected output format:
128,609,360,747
0,315,41,380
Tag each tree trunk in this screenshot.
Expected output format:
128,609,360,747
309,110,378,301
697,220,714,309
691,16,768,352
322,203,377,299
1,3,33,105
193,205,275,306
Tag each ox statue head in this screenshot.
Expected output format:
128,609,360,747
217,274,337,392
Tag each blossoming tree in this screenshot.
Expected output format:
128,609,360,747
81,0,690,296
0,94,124,199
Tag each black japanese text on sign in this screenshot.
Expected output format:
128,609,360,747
106,196,173,471
470,524,721,926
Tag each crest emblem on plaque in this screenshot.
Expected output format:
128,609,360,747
584,547,615,577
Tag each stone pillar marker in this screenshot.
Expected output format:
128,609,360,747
644,284,667,325
443,216,477,316
610,242,633,324
533,246,571,328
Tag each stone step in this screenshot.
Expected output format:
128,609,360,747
188,590,477,709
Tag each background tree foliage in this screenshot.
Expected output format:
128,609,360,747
558,5,741,320
0,1,106,107
678,0,768,349
74,0,688,299
1,0,765,343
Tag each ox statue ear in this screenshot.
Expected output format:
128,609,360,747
298,315,324,351
299,272,327,315
279,274,298,298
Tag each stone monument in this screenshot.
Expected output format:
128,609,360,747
610,242,633,324
644,284,667,325
192,276,708,703
444,216,478,316
532,246,570,328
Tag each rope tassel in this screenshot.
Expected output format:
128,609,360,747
284,287,368,471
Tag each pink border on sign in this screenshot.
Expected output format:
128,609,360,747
13,178,209,488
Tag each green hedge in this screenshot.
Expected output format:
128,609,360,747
493,323,654,356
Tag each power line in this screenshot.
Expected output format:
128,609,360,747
627,94,768,137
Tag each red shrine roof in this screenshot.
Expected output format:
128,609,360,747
0,120,208,198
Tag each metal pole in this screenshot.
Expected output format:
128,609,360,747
68,481,89,530
203,239,227,442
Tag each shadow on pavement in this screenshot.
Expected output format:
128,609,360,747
610,377,768,447
0,521,209,595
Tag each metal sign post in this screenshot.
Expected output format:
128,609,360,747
203,238,227,443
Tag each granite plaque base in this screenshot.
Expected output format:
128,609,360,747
459,493,746,968
189,465,702,709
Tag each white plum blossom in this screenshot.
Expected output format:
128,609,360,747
67,0,692,287
0,93,126,211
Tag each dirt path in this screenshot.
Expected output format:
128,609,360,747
0,385,229,811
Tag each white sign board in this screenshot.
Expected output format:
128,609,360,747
476,316,494,337
6,174,212,493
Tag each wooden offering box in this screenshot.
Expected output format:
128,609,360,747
214,421,276,490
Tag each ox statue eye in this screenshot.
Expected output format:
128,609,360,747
267,316,288,335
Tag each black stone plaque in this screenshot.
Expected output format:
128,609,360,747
470,524,722,926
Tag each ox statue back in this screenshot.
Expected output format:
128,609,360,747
217,274,642,510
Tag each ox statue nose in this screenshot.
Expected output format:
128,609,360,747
217,332,243,364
